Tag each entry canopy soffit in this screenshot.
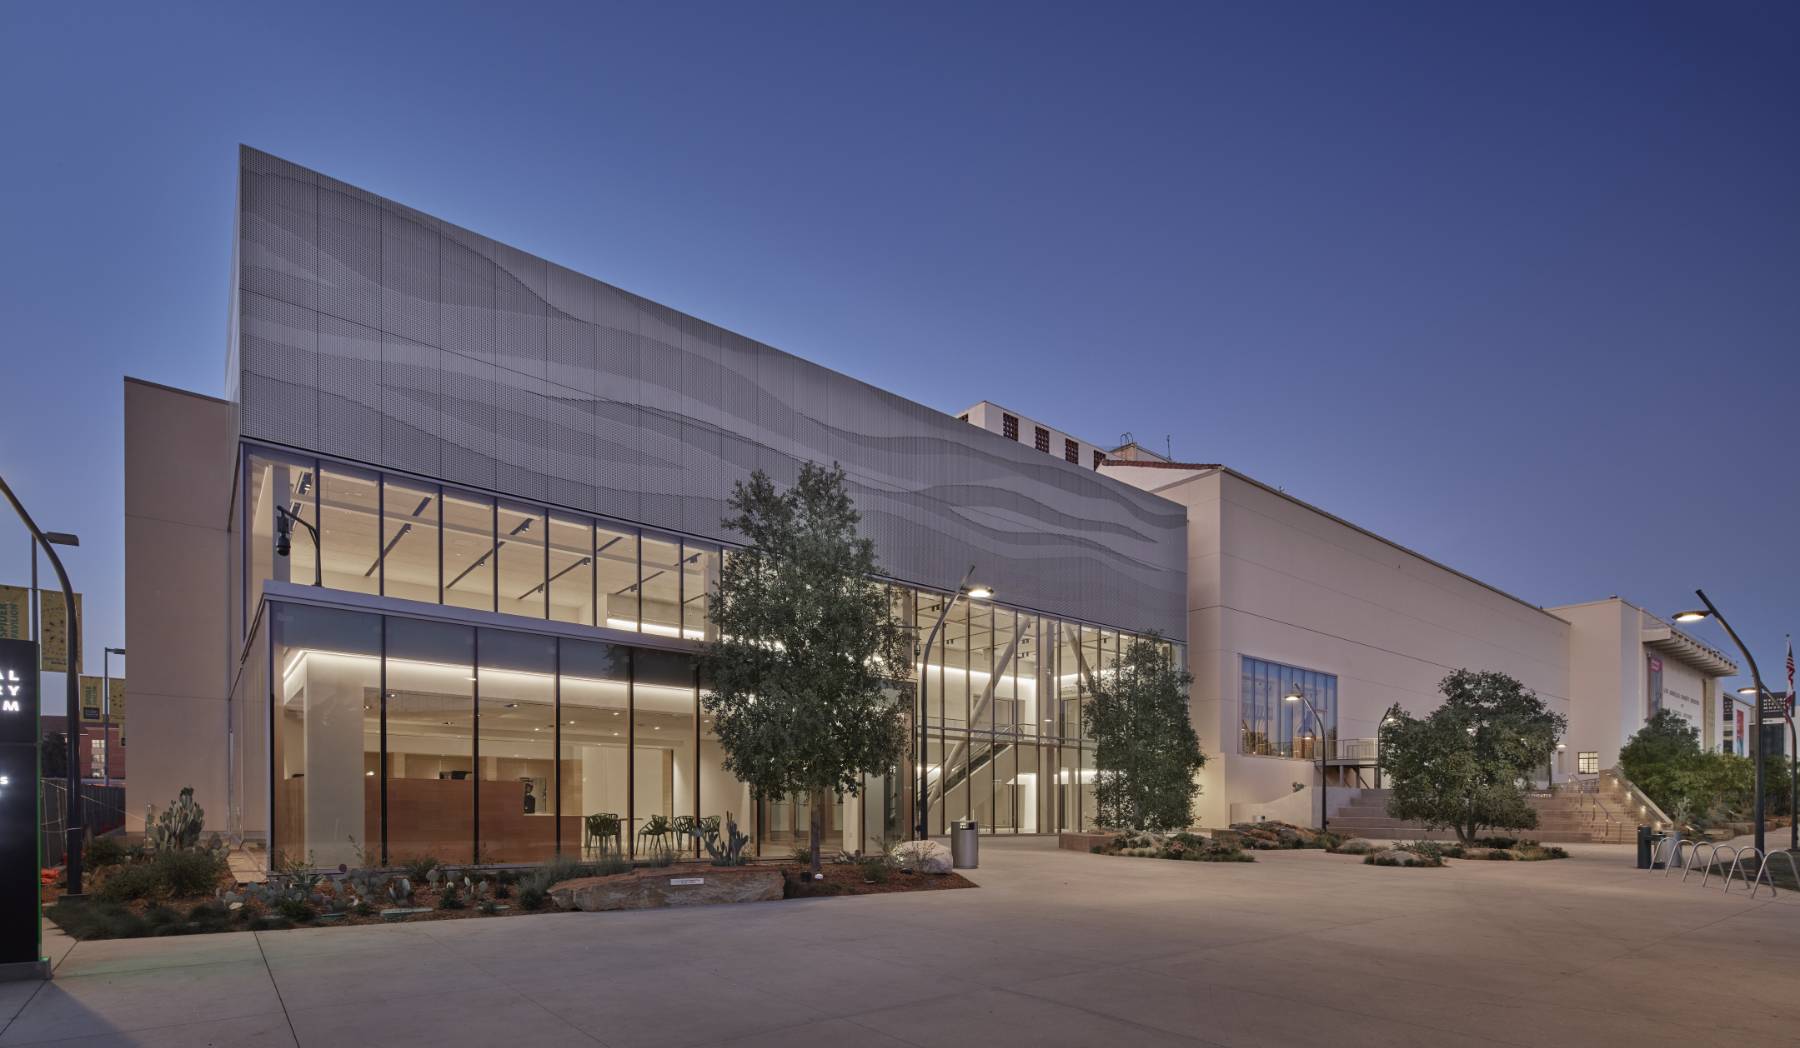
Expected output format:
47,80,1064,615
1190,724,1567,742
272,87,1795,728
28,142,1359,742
1640,617,1739,677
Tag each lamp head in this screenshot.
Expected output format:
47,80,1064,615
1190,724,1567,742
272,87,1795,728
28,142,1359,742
1283,689,1304,703
274,510,292,558
1672,610,1709,624
964,584,994,600
1737,687,1758,696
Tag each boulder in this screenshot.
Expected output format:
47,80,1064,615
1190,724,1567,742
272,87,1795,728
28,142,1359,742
549,866,783,912
1343,838,1380,851
892,840,954,874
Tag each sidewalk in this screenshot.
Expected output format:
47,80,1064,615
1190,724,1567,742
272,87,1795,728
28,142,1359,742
4,836,1797,1047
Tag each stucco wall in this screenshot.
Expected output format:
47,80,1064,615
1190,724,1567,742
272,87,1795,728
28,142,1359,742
124,378,234,831
1122,466,1572,827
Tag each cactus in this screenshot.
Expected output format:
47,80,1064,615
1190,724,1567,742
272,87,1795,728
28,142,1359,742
690,811,751,866
145,788,213,858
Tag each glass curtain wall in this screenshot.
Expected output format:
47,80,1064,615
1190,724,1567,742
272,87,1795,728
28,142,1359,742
915,602,1167,835
241,446,719,646
264,604,727,865
1239,657,1338,759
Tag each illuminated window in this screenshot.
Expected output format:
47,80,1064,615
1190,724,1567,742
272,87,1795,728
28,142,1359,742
1577,751,1598,775
1002,414,1018,440
1064,438,1078,464
1034,426,1050,453
1239,656,1337,760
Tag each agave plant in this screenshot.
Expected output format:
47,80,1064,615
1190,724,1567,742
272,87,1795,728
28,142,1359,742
689,811,751,866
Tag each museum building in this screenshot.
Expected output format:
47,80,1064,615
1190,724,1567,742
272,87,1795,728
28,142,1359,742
123,147,1189,869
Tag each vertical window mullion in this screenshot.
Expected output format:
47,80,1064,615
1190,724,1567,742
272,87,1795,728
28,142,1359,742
435,485,443,605
472,629,480,866
489,501,499,614
379,616,388,866
626,647,636,857
588,521,597,627
553,637,562,858
376,476,385,596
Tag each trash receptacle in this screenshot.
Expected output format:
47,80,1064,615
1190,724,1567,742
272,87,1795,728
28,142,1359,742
1636,825,1653,869
1649,831,1668,870
951,820,979,869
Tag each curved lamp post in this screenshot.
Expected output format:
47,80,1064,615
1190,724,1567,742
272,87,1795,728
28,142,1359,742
1285,686,1329,833
0,473,85,897
274,505,321,586
1673,590,1772,854
914,567,992,840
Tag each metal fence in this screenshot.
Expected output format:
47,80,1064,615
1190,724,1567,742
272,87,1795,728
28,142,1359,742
41,780,127,867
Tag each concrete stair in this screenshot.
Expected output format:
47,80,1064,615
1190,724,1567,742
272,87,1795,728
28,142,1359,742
1327,784,1636,844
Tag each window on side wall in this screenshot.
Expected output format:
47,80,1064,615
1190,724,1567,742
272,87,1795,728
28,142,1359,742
1064,438,1079,463
1238,656,1338,760
1034,426,1050,453
1092,449,1105,469
1577,751,1598,775
1002,413,1018,440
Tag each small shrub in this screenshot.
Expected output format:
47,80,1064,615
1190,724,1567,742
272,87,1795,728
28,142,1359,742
351,901,378,917
437,883,465,910
492,882,512,899
49,900,148,940
790,845,813,864
396,855,443,883
859,856,891,883
93,864,162,902
518,885,546,911
495,868,520,885
84,836,129,868
154,850,228,898
476,900,498,915
276,897,317,922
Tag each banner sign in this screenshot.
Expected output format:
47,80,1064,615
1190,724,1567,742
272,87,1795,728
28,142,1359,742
79,676,102,722
0,587,24,641
38,591,80,675
0,638,42,969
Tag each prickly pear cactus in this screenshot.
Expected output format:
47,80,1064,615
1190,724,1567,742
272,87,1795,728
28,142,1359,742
145,787,208,857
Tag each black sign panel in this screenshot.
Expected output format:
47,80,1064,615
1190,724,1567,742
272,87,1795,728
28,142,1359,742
0,638,41,966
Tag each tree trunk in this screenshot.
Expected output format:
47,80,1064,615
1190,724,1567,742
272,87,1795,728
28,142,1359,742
809,790,825,874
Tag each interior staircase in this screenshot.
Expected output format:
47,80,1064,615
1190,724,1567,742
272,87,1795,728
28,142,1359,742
1327,781,1636,844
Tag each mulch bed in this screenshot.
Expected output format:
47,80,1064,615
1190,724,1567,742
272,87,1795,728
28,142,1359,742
43,859,974,939
777,863,976,897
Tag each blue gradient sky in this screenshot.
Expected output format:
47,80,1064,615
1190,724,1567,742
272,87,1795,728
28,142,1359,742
2,2,1795,696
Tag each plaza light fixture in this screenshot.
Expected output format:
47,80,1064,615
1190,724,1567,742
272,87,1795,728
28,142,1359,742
1668,592,1783,854
1284,687,1330,833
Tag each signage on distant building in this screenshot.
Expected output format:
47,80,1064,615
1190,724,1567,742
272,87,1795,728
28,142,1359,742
38,591,80,675
0,587,24,641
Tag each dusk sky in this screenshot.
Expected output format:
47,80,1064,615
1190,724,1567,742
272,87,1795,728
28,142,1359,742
3,2,1795,697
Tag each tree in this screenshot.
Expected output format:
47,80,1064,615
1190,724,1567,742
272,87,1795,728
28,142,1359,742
1378,669,1566,845
1618,709,1705,815
698,463,912,874
1082,632,1206,831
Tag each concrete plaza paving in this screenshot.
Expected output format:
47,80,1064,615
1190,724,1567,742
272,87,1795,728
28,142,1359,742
3,837,1797,1047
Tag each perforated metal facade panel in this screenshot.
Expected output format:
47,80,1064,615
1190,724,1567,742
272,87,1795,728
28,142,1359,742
233,147,1187,639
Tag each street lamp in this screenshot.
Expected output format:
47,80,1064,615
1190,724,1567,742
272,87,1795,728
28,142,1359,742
0,474,87,897
274,505,321,586
1285,687,1330,833
914,568,992,840
1672,591,1776,854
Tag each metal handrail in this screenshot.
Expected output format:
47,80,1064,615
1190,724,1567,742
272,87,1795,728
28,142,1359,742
1605,767,1672,831
1565,774,1619,825
1751,850,1800,900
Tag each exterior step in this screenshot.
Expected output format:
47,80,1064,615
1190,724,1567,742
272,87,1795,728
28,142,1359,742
1328,788,1633,844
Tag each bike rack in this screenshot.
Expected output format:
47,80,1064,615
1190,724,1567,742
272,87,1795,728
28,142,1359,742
1682,842,1723,884
1661,838,1697,876
1723,847,1765,894
1750,850,1800,900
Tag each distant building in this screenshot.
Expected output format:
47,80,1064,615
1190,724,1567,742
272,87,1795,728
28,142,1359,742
40,715,125,782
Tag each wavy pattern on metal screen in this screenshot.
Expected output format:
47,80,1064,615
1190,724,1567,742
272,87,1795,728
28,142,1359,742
233,146,1187,638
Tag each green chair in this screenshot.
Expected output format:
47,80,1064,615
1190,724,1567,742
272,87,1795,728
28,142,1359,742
636,813,673,858
584,813,621,858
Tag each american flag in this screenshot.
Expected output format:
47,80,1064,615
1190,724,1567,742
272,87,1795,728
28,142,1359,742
1787,635,1794,717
